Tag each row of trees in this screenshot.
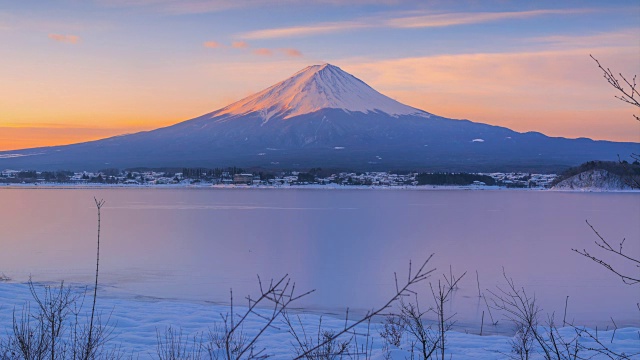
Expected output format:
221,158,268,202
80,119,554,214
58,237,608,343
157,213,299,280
1,171,73,183
415,173,496,186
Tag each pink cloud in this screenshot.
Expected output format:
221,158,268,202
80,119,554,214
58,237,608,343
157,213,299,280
48,34,80,44
97,0,402,15
343,45,638,141
232,41,249,48
281,48,303,57
203,41,222,48
239,9,594,39
253,48,273,56
242,21,367,39
385,9,592,28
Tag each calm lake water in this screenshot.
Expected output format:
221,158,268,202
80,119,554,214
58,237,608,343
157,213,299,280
1,187,638,332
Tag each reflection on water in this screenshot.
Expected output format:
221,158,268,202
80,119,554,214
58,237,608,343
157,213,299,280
1,188,638,332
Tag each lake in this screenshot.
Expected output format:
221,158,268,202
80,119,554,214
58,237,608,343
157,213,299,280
1,187,638,333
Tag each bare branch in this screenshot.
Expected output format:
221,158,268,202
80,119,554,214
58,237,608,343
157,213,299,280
591,54,640,121
572,220,640,285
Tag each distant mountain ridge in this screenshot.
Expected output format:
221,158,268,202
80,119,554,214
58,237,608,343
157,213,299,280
1,64,638,171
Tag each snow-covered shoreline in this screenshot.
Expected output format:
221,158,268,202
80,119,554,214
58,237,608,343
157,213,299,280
2,182,639,192
0,282,637,359
0,182,517,190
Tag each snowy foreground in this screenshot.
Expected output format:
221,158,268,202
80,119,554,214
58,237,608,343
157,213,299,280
0,282,638,359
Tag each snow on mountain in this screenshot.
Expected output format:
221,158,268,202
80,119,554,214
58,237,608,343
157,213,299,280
210,64,428,121
0,63,638,171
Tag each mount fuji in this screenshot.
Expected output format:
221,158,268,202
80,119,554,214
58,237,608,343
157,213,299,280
1,64,638,172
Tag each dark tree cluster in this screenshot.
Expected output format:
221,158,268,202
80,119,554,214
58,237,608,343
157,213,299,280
415,173,496,186
16,171,37,179
1,170,72,183
295,172,316,183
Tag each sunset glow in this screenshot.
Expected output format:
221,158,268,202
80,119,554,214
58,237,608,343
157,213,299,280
0,0,638,151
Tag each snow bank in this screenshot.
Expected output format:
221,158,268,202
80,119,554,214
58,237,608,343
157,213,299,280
0,282,637,359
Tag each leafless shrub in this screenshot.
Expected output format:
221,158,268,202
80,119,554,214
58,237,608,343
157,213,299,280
488,271,540,359
194,274,314,360
159,261,413,360
397,297,438,359
156,326,203,360
489,269,585,360
509,322,535,360
283,314,353,359
429,270,465,360
0,280,121,360
377,267,464,360
0,198,121,360
290,255,435,360
203,311,254,360
379,314,404,349
573,325,639,359
1,280,77,360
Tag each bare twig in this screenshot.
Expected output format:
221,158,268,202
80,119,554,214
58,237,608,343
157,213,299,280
591,54,640,121
85,198,105,359
572,220,640,285
563,296,569,327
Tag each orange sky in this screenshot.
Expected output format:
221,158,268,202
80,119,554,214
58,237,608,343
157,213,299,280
0,1,638,151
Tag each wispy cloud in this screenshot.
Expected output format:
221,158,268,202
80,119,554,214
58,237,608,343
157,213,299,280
201,39,301,58
253,48,273,56
385,9,591,28
240,8,594,39
48,33,80,44
527,28,639,49
242,21,368,39
203,40,248,49
232,41,249,48
95,0,401,15
281,48,302,57
95,0,240,14
203,40,222,48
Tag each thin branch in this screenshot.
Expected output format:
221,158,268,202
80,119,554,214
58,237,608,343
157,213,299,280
572,220,640,285
293,254,436,360
591,54,640,121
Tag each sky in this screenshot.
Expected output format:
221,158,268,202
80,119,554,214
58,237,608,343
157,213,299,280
0,0,638,151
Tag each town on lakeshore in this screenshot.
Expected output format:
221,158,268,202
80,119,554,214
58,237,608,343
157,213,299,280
0,168,557,189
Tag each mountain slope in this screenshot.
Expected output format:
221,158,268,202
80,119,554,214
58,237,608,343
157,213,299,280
211,64,426,121
1,64,638,172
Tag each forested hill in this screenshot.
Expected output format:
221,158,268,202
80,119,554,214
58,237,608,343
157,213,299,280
551,160,640,190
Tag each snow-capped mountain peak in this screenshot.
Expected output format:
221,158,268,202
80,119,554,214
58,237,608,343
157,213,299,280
211,63,427,121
